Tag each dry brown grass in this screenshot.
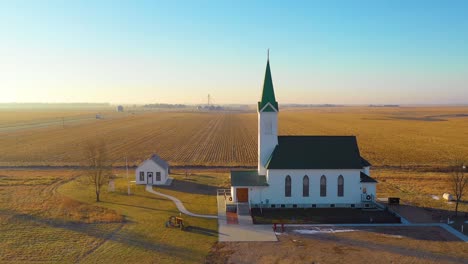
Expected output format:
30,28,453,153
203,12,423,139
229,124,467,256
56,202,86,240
374,169,468,214
0,170,122,223
207,227,468,264
1,106,467,167
0,169,220,263
0,170,124,263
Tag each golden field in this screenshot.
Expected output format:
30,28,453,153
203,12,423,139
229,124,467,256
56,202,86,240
0,106,467,167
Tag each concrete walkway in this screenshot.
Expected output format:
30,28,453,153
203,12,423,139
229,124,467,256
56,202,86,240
217,195,277,242
145,185,217,219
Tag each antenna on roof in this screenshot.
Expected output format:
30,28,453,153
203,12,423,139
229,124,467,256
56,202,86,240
267,48,269,61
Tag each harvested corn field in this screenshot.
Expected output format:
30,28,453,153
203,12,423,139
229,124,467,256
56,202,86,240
1,107,467,167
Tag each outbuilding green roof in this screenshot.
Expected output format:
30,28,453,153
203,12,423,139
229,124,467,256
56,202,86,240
258,59,279,112
266,136,364,169
230,170,268,186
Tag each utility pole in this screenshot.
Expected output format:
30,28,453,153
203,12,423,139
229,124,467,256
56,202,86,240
207,94,211,106
126,156,130,195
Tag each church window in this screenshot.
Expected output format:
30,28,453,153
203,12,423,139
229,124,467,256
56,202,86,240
285,175,291,197
338,175,344,197
139,172,144,181
320,175,327,197
303,175,309,197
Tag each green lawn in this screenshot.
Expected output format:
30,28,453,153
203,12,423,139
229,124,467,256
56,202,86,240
0,169,225,263
58,170,225,264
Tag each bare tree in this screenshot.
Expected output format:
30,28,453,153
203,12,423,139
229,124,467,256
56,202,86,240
449,160,467,216
82,139,112,202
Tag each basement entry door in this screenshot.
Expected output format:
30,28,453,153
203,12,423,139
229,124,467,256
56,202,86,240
236,188,248,202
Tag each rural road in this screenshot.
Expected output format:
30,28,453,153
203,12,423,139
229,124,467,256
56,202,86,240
145,185,218,219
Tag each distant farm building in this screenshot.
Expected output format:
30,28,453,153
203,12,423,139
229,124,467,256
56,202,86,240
117,105,124,112
136,154,171,185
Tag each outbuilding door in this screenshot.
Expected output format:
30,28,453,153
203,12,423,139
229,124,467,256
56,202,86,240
236,188,248,202
147,172,153,185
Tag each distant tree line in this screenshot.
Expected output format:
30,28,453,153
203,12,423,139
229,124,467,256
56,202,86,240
282,104,342,108
369,104,400,107
143,103,187,109
0,102,110,109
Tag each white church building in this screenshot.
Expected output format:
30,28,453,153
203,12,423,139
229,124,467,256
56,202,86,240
230,58,377,208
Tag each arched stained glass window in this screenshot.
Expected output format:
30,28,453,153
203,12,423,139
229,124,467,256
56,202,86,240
303,175,309,197
338,175,344,197
320,175,327,197
285,175,291,197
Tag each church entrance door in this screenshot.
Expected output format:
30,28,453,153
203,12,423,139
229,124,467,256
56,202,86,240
236,188,248,202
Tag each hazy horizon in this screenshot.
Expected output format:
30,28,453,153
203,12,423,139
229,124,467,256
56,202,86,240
1,1,467,105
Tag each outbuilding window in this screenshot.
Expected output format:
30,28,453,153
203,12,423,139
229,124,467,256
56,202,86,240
303,175,309,197
156,172,161,181
139,171,144,181
285,175,291,197
338,175,344,197
320,175,327,197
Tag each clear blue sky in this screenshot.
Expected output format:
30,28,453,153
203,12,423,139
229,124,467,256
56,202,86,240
1,0,467,105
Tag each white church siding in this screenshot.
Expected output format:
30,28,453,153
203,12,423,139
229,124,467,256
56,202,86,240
258,110,278,175
250,169,363,206
231,186,269,204
361,182,376,198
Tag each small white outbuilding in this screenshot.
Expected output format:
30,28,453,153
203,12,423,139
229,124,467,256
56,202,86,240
135,154,171,186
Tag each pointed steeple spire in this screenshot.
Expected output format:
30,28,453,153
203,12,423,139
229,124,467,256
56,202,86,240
258,51,279,112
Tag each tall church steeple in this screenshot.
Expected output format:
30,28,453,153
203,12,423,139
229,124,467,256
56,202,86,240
258,54,279,112
258,52,279,175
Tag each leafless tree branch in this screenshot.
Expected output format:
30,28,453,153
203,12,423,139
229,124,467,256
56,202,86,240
81,138,112,202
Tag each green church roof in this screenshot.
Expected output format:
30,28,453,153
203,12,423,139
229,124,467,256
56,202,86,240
360,172,378,183
266,136,365,169
230,170,268,186
258,59,279,112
